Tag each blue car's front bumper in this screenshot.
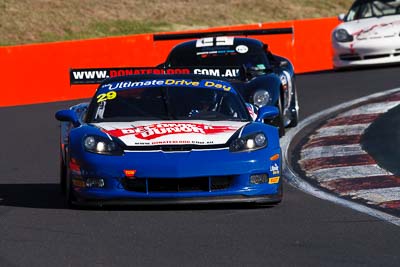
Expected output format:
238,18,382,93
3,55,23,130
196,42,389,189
69,147,282,205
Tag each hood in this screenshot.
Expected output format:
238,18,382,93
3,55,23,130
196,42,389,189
94,120,248,147
337,15,400,39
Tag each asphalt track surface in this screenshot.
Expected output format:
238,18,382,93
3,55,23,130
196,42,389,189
1,66,400,267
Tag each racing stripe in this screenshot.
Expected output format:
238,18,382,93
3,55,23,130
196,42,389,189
300,154,375,172
320,175,400,193
371,92,400,102
311,124,369,138
309,164,392,182
337,101,400,117
302,135,362,149
349,187,400,205
381,200,400,209
301,144,365,160
324,114,380,127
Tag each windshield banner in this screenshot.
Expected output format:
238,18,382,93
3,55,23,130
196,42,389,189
70,66,243,84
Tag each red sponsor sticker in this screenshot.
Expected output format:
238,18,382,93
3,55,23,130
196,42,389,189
104,123,238,140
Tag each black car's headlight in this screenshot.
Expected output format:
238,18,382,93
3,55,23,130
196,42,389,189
253,90,271,107
334,29,353,43
229,132,267,152
83,135,123,155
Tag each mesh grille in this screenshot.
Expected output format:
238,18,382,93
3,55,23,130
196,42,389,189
122,176,234,193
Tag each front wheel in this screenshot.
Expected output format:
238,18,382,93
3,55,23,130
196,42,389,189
60,156,66,194
65,157,78,208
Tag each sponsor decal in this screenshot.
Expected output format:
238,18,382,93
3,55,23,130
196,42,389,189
235,45,248,54
280,74,288,87
193,68,240,78
352,20,400,40
96,91,117,103
70,67,191,84
196,36,234,47
70,66,244,84
104,123,238,141
72,179,86,188
246,103,257,121
280,70,292,98
100,79,233,92
268,177,280,184
196,50,237,57
270,163,280,175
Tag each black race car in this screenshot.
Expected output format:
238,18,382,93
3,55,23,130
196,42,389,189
156,32,299,136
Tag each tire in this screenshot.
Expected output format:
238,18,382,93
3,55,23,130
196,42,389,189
65,157,78,208
265,97,285,137
288,88,299,128
60,150,66,194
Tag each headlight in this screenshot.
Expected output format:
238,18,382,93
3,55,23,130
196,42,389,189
83,135,123,155
229,132,267,152
334,29,353,42
253,90,271,107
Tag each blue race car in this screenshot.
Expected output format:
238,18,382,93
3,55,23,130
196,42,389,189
55,74,282,207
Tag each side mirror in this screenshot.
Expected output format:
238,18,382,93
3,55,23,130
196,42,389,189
55,110,81,127
255,106,279,122
338,13,346,21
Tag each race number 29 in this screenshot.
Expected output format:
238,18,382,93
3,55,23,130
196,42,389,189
97,91,117,103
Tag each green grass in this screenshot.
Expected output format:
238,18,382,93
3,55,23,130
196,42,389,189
35,20,171,44
0,0,354,46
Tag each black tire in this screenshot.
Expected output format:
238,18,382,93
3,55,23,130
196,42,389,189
288,112,298,128
59,151,66,194
65,157,78,208
266,97,285,137
288,89,299,128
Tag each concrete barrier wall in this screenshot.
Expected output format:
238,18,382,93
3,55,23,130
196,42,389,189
0,17,339,107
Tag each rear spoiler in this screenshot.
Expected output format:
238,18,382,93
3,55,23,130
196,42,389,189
70,28,292,85
70,66,245,85
153,27,293,41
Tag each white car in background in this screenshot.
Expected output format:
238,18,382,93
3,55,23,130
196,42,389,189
332,0,400,68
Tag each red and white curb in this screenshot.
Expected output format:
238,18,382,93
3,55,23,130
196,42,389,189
282,88,400,226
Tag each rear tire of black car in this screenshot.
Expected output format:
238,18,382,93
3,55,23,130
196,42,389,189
266,97,285,137
288,89,299,128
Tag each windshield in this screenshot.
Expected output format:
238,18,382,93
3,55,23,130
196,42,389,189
346,0,400,21
166,45,271,74
86,85,250,123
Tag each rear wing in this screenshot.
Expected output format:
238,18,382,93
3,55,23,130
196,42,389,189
153,27,293,41
70,66,245,85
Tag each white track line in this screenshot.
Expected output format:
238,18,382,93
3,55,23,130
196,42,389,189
349,187,400,204
311,124,370,138
337,101,400,117
309,164,392,182
300,144,366,160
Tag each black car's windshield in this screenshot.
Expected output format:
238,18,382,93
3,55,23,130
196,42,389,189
87,86,250,123
346,0,400,21
166,43,271,74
